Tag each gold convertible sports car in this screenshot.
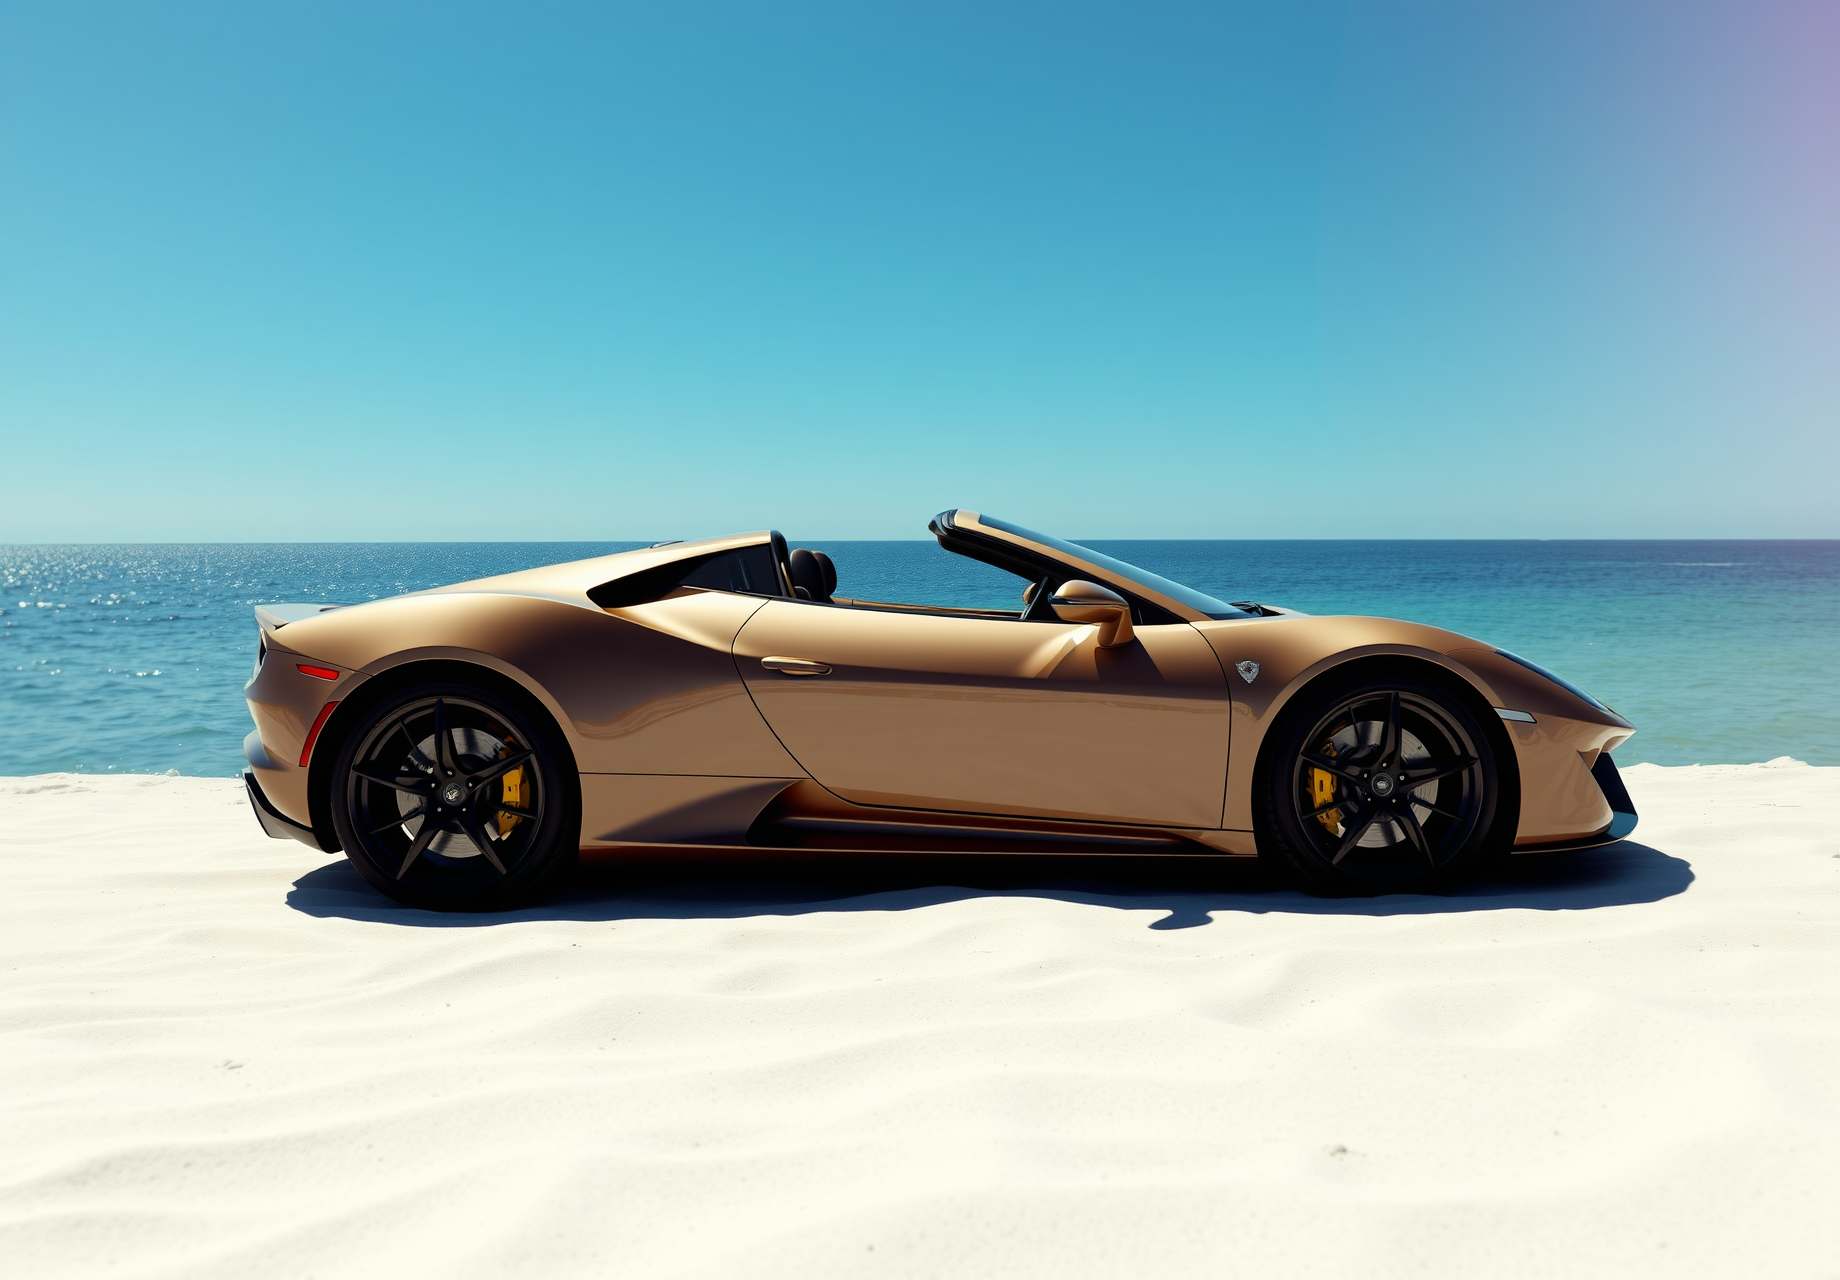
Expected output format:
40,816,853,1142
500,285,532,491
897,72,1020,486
242,511,1638,909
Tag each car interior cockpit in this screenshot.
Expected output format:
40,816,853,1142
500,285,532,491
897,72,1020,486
591,509,1254,631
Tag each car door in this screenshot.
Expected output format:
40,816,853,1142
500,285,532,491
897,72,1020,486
732,599,1231,828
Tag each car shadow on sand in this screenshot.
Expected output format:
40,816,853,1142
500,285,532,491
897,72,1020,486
285,839,1693,931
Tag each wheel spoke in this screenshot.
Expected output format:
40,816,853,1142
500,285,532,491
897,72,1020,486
1401,756,1478,786
1342,711,1377,761
1331,806,1381,864
466,750,534,788
1302,797,1351,821
396,812,444,879
1301,753,1365,785
1394,802,1436,866
1380,692,1401,765
370,804,426,835
456,808,508,875
1412,797,1469,821
493,805,539,823
354,766,434,796
432,699,455,775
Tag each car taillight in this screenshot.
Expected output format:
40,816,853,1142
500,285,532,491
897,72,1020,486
297,664,340,680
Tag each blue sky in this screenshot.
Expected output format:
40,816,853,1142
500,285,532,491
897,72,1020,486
1,0,1834,541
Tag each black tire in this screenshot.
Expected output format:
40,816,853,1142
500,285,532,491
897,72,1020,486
1257,669,1503,896
329,680,579,911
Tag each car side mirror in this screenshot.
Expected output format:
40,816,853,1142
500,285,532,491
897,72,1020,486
1049,580,1135,648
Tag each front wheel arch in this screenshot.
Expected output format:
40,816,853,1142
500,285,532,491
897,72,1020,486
1250,655,1520,869
306,659,581,852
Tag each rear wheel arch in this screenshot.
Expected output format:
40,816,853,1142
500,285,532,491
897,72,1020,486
306,659,581,851
1251,654,1520,856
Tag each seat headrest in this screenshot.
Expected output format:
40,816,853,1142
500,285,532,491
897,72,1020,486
788,548,834,603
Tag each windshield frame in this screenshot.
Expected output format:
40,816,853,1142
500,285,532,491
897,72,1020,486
942,512,1253,622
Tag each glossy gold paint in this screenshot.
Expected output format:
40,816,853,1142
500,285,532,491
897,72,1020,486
243,517,1635,860
732,601,1230,828
1047,580,1135,647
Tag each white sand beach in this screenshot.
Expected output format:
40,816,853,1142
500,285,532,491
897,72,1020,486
2,762,1837,1278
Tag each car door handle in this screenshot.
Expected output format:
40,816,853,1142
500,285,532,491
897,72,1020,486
760,656,833,677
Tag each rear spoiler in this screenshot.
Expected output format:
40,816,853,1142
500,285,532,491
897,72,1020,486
254,603,346,635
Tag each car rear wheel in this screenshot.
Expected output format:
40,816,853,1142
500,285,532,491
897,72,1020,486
1258,671,1503,896
329,682,578,911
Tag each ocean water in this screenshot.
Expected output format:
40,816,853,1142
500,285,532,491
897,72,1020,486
2,540,1836,776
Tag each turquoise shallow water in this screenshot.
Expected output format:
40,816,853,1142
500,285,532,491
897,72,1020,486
2,540,1836,775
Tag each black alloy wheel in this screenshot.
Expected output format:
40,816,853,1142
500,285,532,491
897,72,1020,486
329,682,578,910
1259,671,1503,895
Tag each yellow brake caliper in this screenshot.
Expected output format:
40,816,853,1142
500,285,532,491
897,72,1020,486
1311,744,1340,834
496,749,525,838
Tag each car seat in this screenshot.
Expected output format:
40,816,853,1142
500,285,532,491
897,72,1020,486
788,549,837,603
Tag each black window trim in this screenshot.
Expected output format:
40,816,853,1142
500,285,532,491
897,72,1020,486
587,540,788,610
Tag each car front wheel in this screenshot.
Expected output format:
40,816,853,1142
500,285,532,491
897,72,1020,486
1258,671,1504,896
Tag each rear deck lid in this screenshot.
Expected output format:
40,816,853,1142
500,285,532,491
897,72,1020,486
254,603,346,635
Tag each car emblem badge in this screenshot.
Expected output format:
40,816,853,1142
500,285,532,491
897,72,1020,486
1236,660,1259,684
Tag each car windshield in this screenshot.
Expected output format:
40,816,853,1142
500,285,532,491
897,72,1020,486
978,516,1249,619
